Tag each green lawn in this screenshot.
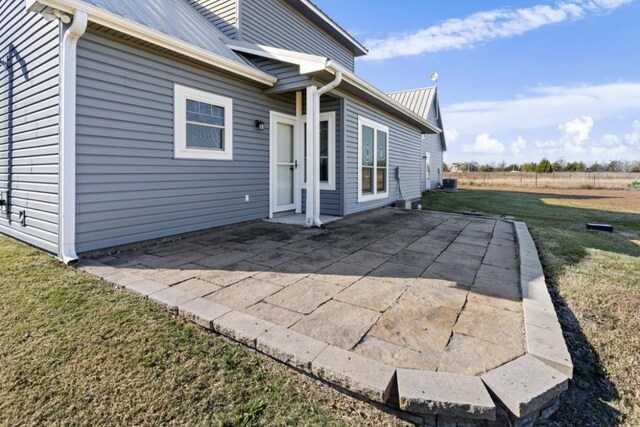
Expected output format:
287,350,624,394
0,239,407,427
419,189,640,426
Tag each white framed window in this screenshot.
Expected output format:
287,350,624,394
300,111,336,191
174,84,233,160
358,116,389,202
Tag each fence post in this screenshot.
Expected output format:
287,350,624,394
535,173,538,187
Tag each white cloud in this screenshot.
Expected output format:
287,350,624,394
625,120,640,145
444,82,640,136
463,133,505,154
559,116,594,145
590,145,628,156
602,133,621,146
447,128,459,143
365,0,633,60
511,136,527,155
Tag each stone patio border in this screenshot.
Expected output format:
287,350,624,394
77,214,573,426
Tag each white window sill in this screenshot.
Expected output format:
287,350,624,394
174,148,233,161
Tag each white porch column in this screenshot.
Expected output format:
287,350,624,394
295,91,303,214
305,85,318,226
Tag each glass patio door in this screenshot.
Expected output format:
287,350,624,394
271,114,298,214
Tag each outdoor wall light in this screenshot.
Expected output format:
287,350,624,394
255,120,265,131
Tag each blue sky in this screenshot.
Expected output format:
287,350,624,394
314,0,640,165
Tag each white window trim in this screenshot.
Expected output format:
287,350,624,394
358,116,389,203
425,152,431,181
299,111,336,191
174,84,233,160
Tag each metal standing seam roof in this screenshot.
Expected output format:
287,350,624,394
81,0,251,65
387,87,437,120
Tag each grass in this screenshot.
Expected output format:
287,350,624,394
419,188,640,426
0,239,408,427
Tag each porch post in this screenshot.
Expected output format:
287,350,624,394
295,90,303,214
305,85,318,226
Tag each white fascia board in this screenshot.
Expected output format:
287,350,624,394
227,41,328,74
27,0,277,86
324,61,442,135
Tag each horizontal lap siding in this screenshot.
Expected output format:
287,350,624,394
301,96,342,216
422,102,444,190
344,98,422,215
423,133,443,189
240,0,355,71
75,32,293,253
0,1,60,253
187,0,238,39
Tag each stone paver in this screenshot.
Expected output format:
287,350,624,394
125,280,168,297
243,302,303,328
335,277,407,312
213,310,275,347
178,298,231,329
311,261,373,287
205,278,281,309
453,302,524,349
173,278,221,297
481,355,569,418
265,277,342,314
438,334,524,376
256,326,327,370
149,287,197,313
292,300,380,350
354,336,439,370
370,300,459,353
397,369,496,420
311,345,396,403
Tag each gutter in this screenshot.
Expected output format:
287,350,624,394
59,9,88,264
27,0,277,86
325,61,442,135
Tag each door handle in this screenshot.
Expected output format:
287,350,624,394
294,160,299,169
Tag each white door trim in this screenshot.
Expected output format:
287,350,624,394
269,111,299,218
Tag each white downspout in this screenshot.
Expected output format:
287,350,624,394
59,10,88,264
305,72,342,227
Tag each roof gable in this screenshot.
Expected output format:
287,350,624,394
387,87,437,120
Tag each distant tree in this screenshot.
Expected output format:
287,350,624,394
442,162,449,172
521,162,537,172
606,160,622,172
588,162,604,172
468,161,479,172
496,160,506,172
536,158,553,173
552,158,566,172
506,163,520,171
480,164,494,172
565,161,586,172
631,161,640,173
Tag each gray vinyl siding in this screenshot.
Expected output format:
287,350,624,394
301,96,342,216
0,1,60,254
75,31,293,253
248,56,312,91
188,0,238,39
422,134,443,190
239,0,355,71
343,97,422,215
421,100,444,190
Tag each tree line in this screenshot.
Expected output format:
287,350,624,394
445,159,640,173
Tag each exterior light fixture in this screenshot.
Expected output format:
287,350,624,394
255,119,265,131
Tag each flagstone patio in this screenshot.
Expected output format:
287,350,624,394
81,208,571,425
97,208,523,376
